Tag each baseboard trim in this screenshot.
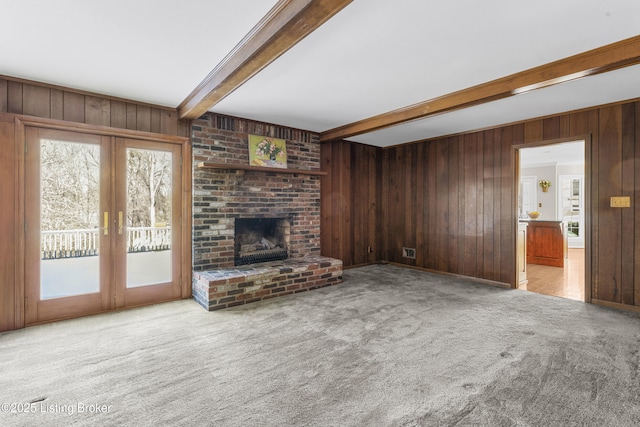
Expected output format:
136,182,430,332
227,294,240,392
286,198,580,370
591,298,640,314
387,262,512,289
342,262,379,270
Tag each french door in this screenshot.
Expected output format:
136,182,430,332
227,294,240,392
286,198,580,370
25,128,183,324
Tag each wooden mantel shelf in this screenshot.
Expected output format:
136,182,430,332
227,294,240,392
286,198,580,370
197,161,327,176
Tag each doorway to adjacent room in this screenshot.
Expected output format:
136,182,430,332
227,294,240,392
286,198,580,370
516,139,588,301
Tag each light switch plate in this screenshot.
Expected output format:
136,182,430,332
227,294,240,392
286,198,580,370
610,196,631,208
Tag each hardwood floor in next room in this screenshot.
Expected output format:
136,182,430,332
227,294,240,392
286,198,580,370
521,249,585,301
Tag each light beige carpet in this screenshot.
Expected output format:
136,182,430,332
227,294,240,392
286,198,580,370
1,264,640,426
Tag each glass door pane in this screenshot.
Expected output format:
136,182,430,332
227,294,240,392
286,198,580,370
40,139,101,299
558,175,584,248
25,128,111,325
125,147,173,288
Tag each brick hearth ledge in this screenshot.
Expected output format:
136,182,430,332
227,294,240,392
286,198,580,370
192,256,343,311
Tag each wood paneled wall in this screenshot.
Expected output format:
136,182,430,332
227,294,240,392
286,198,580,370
0,114,17,331
378,127,515,285
0,76,188,137
321,141,379,267
321,99,640,311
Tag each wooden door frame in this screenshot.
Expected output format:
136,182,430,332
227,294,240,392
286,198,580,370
114,137,184,309
14,115,191,327
24,127,113,324
512,135,592,303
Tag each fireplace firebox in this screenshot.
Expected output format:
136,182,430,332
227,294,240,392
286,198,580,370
234,218,290,265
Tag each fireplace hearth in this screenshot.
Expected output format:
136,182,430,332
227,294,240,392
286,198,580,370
234,218,290,266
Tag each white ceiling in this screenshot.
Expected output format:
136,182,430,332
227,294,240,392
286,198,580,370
1,0,639,147
520,141,585,169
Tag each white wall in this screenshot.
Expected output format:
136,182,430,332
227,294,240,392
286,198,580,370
521,165,558,220
557,164,583,175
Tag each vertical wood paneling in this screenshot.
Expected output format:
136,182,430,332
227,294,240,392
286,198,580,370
406,145,417,266
63,92,85,123
415,142,426,268
621,103,635,305
448,137,460,273
485,129,502,281
0,116,16,332
596,106,623,302
350,143,361,263
426,141,437,270
559,115,571,138
463,133,478,276
0,79,7,112
357,145,370,264
331,142,343,262
483,129,496,280
543,117,560,140
524,120,543,143
126,103,137,130
340,141,352,265
110,101,127,129
389,147,402,263
368,146,377,264
22,84,50,118
502,123,515,284
177,120,190,140
8,81,23,114
85,96,110,126
380,148,389,261
384,147,395,262
320,142,333,256
397,146,407,263
588,109,599,302
386,147,398,262
436,140,449,271
161,110,179,136
324,141,354,265
151,108,162,134
475,133,484,276
568,111,590,136
50,89,64,120
1,77,185,137
635,102,640,306
136,105,151,132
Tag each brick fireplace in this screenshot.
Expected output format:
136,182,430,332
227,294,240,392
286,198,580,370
191,113,342,310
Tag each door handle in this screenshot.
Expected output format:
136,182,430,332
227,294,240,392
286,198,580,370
118,211,123,235
103,212,109,235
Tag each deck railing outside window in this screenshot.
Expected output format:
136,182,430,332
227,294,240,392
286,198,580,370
41,227,171,259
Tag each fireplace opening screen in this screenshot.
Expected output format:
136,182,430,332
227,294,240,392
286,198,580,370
234,218,290,265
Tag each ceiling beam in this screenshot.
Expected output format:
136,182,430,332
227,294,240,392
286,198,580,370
320,35,640,142
178,0,352,120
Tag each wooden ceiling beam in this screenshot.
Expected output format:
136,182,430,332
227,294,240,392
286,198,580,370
320,35,640,142
178,0,352,120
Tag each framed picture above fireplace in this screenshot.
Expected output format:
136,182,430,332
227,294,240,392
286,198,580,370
248,134,287,169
